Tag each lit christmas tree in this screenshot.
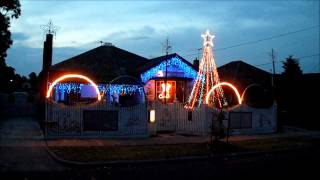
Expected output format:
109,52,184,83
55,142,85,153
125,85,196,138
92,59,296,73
185,30,227,109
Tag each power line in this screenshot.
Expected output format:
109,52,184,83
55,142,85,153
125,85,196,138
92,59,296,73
254,53,320,67
215,25,319,52
181,25,320,58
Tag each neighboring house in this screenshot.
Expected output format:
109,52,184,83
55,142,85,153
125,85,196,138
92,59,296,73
218,60,272,92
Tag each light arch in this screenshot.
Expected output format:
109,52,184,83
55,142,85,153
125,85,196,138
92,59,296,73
205,82,242,105
46,74,102,101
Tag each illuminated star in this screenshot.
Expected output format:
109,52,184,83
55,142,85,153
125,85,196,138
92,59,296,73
201,29,214,47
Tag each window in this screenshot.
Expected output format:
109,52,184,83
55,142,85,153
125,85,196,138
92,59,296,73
83,110,118,131
156,81,176,103
229,112,252,129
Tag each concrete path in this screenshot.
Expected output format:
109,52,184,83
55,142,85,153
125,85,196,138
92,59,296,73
0,117,66,172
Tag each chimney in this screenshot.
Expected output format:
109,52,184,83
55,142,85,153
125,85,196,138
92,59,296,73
42,33,53,71
193,58,199,71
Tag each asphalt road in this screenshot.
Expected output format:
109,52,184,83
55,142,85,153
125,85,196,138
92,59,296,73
1,117,319,179
0,117,66,172
1,147,319,179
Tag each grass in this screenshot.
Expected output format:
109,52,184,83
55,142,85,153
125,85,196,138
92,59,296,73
231,137,320,151
50,143,215,162
49,137,320,163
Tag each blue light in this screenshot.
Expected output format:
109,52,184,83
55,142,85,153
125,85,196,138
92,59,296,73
140,56,197,83
54,83,80,93
52,83,144,96
102,84,144,95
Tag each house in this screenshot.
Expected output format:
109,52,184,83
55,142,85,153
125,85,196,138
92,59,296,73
43,32,276,137
48,44,198,106
218,60,272,92
45,44,200,137
218,60,274,108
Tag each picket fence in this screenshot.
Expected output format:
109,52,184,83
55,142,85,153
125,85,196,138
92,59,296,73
148,102,220,135
45,100,148,138
45,100,277,138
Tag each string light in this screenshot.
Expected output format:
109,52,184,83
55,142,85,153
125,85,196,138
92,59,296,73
185,30,227,109
105,84,144,95
46,74,102,101
51,83,144,96
205,82,242,105
140,55,197,83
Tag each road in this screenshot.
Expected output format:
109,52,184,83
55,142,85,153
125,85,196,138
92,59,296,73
1,117,319,179
0,117,66,172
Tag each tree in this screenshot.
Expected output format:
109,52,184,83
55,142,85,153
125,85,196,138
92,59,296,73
0,0,21,92
28,72,38,90
282,55,302,80
279,55,303,126
0,0,21,64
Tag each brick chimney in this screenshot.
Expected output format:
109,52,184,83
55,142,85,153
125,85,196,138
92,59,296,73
42,33,53,71
193,58,199,71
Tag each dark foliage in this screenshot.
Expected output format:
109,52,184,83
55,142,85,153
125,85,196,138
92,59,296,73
282,55,302,80
28,72,38,91
277,56,306,127
0,0,21,64
0,0,21,92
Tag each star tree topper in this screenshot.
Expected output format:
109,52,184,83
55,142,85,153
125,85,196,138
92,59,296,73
201,29,214,47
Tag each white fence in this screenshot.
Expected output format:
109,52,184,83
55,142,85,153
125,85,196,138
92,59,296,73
148,102,277,136
45,101,148,138
45,100,277,138
226,103,277,135
148,102,221,135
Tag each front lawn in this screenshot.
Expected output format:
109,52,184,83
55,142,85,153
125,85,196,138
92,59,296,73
50,143,215,162
49,137,320,163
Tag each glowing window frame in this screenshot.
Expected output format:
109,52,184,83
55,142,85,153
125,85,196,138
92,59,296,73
46,74,102,101
158,82,172,99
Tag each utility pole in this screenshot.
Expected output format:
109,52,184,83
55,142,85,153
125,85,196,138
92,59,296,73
197,48,202,60
269,48,276,88
162,37,172,104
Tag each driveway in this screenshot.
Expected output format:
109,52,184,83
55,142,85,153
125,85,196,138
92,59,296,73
0,117,66,172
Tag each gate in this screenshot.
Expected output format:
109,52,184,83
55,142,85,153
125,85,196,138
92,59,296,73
149,102,216,135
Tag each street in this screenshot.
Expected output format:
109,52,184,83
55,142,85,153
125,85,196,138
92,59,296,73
1,117,319,179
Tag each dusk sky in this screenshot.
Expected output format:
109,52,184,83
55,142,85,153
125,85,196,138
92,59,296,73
6,0,320,76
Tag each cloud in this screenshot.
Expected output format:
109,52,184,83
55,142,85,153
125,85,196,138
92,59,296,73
12,32,29,41
6,0,319,76
127,36,150,41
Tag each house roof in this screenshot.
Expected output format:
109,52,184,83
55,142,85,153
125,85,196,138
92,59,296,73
217,60,272,91
136,53,197,74
49,45,150,83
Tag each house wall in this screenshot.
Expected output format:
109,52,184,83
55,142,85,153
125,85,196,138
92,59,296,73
144,80,155,101
224,103,277,135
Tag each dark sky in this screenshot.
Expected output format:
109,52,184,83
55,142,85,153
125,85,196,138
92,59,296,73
6,0,320,76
